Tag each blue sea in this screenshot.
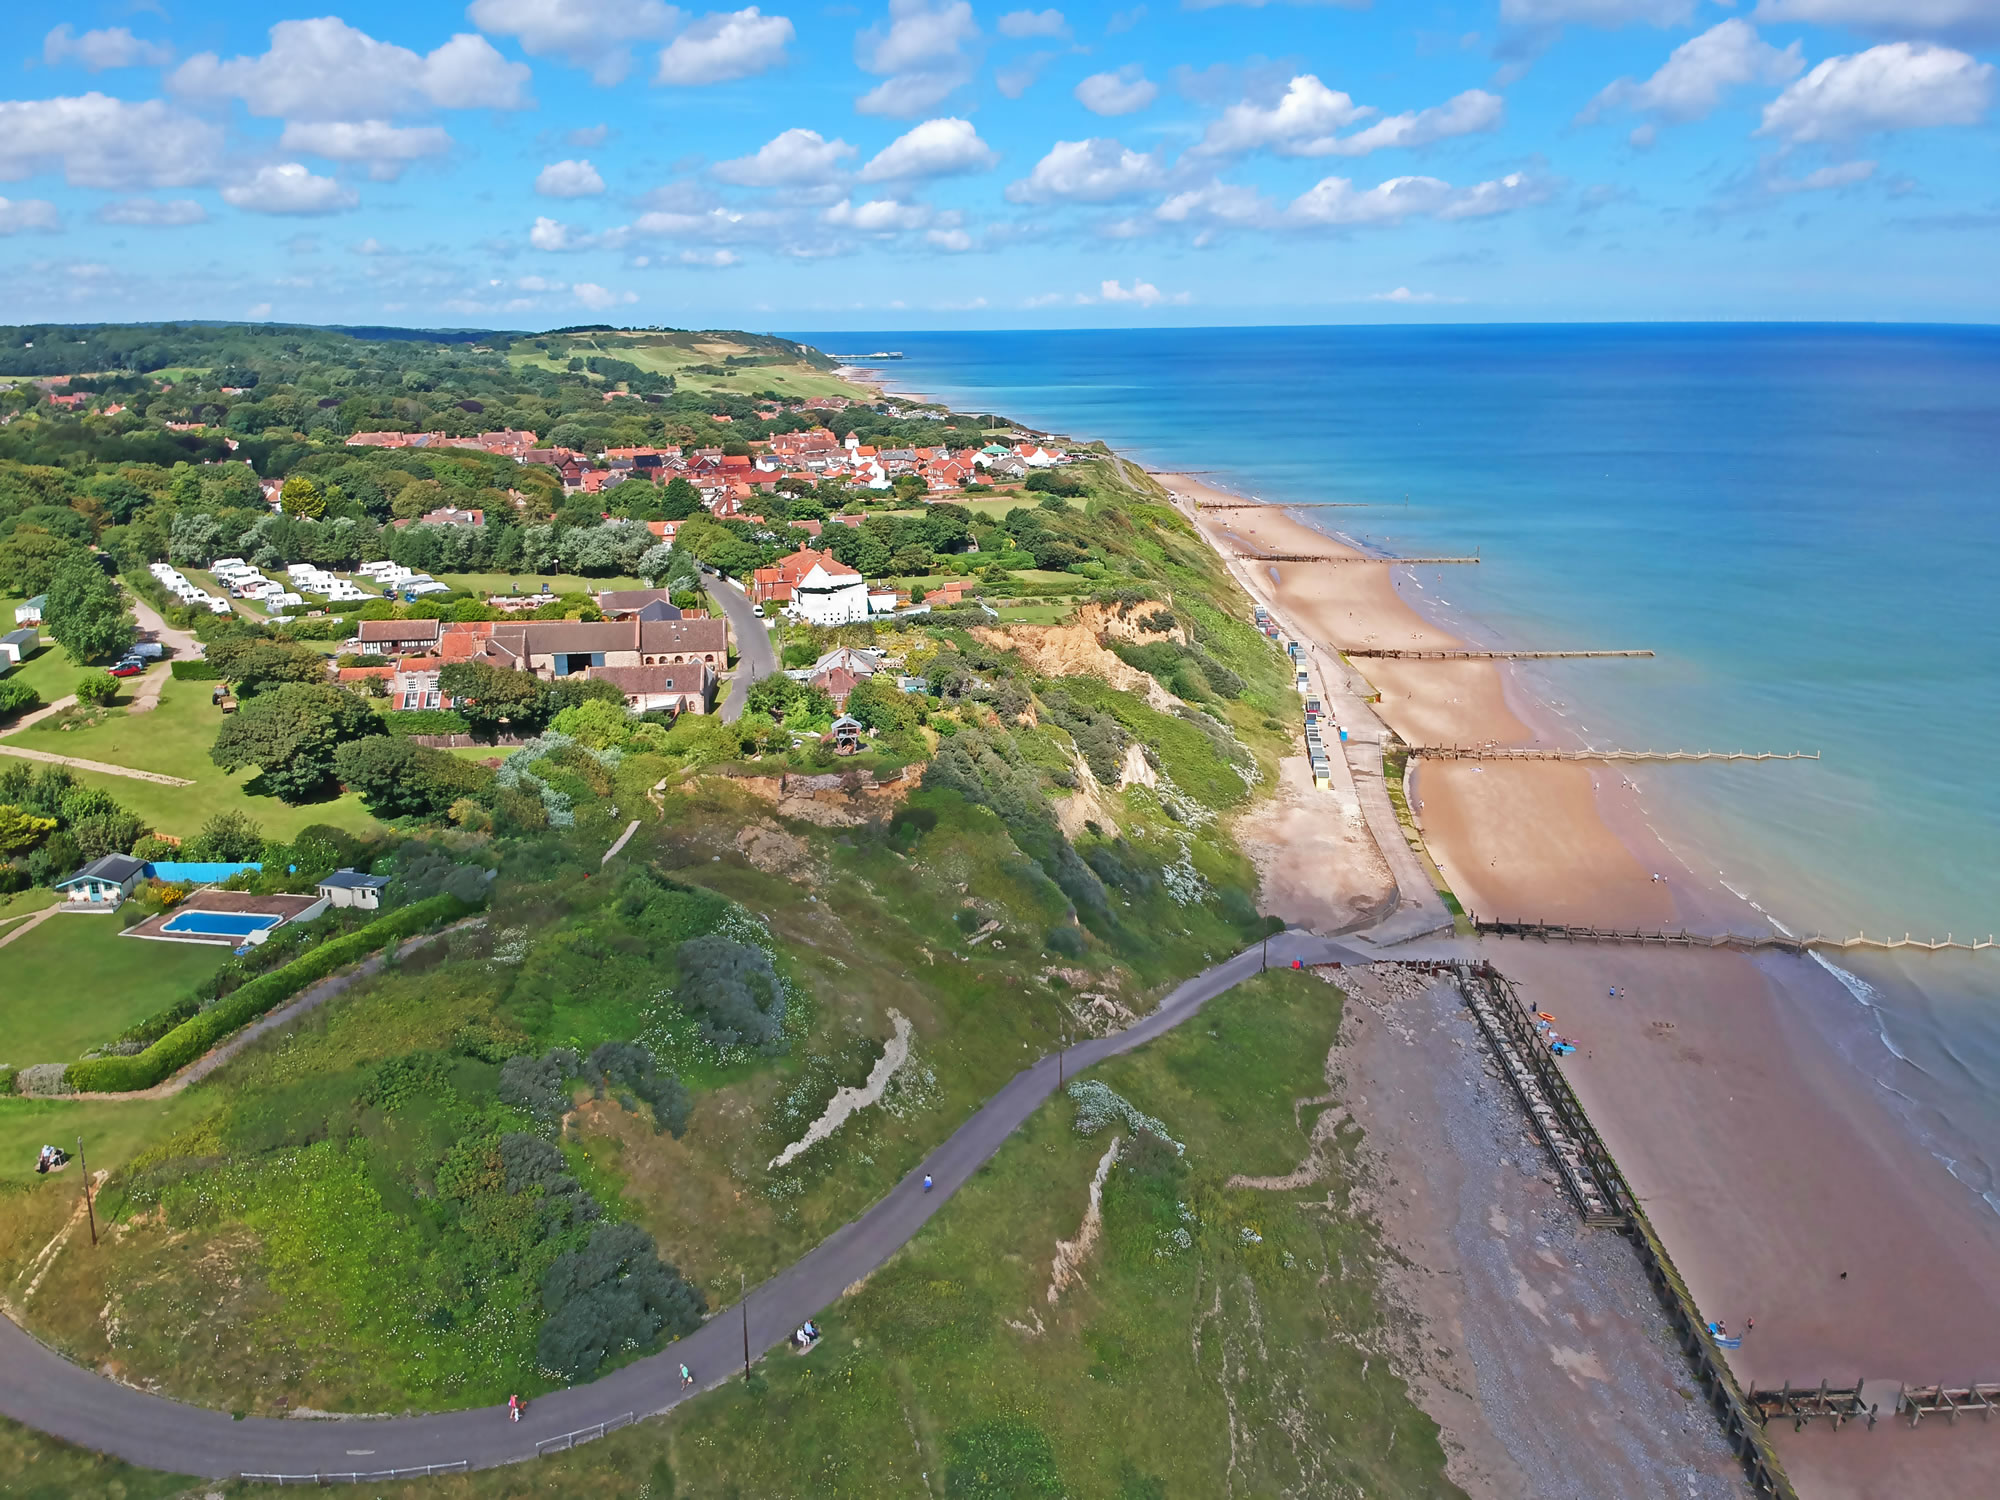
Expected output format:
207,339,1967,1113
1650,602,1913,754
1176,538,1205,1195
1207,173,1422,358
794,324,2000,1209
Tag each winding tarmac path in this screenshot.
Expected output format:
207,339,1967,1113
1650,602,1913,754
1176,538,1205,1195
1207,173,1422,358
701,573,776,723
0,929,1365,1482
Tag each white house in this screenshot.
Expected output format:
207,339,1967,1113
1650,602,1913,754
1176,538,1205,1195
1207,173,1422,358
14,595,45,625
791,558,871,626
317,868,390,909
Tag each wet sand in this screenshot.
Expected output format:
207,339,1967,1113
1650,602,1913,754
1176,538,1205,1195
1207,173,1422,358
1162,473,2000,1497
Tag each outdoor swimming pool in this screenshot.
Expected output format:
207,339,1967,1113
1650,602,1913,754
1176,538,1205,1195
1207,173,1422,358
159,911,283,938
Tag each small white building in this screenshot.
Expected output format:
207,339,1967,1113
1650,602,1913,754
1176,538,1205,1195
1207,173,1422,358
14,595,45,625
55,853,147,908
791,559,872,626
317,868,390,909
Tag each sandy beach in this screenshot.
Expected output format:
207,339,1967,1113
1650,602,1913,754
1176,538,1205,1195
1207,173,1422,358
1161,471,2000,1498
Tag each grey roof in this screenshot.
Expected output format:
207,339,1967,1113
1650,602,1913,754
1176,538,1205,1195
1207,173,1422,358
56,853,146,887
318,867,391,890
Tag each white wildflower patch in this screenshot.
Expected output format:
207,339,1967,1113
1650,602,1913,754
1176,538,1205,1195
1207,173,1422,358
1160,846,1207,906
489,926,530,965
1066,1078,1183,1155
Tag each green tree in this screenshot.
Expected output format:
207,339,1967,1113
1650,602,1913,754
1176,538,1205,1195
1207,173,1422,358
0,529,79,597
332,735,492,819
185,809,266,862
438,660,546,737
279,474,326,519
44,553,135,663
207,638,329,696
0,805,57,855
658,477,701,520
210,682,380,802
74,669,119,706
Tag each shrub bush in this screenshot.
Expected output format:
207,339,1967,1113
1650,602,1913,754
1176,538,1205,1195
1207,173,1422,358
536,1222,705,1381
65,892,471,1092
675,935,787,1053
0,679,40,717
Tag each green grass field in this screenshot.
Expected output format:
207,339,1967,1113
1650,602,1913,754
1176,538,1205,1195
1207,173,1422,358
0,1413,194,1500
434,571,647,598
273,968,1461,1500
6,675,381,844
0,908,227,1069
508,334,873,403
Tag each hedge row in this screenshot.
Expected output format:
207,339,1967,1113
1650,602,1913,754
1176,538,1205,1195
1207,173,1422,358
64,893,473,1093
384,708,472,736
169,659,223,681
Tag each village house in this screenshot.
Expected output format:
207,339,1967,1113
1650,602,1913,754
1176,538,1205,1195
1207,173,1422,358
587,662,712,714
357,618,444,656
475,616,728,678
596,588,682,619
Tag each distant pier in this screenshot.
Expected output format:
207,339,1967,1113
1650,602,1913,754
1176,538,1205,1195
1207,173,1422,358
1473,919,1996,956
1347,648,1654,661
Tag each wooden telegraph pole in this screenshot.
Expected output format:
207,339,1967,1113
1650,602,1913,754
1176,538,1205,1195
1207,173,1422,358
76,1137,97,1247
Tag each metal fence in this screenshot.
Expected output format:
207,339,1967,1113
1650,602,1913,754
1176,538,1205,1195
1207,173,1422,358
240,1460,470,1485
535,1410,637,1455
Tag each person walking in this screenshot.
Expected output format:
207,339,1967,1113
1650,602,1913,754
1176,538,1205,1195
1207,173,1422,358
922,1174,933,1193
507,1394,520,1423
680,1363,694,1390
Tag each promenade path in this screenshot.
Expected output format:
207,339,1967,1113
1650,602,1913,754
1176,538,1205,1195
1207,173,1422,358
0,930,1365,1481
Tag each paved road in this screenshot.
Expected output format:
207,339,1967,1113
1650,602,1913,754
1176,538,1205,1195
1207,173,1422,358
0,929,1366,1481
702,573,776,722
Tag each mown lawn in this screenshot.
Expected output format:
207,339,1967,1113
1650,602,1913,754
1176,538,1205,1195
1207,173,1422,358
7,676,381,844
0,908,228,1070
280,968,1462,1500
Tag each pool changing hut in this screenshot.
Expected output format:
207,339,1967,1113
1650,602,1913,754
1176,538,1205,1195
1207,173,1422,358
318,868,390,910
54,854,148,908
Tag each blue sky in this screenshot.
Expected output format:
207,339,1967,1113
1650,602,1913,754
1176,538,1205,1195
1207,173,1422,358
2,0,1996,329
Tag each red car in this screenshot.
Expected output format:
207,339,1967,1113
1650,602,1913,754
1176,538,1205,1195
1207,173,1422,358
108,660,144,678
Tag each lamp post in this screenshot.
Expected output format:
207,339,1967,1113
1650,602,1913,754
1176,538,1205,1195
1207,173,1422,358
741,1270,751,1382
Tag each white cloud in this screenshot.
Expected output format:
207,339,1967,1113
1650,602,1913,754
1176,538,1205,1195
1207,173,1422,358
221,162,360,216
1155,180,1271,224
927,226,974,250
170,18,531,121
0,198,63,235
823,197,933,232
1768,158,1878,191
679,248,742,266
1326,89,1505,154
516,274,565,290
1288,170,1549,225
714,127,856,185
1097,277,1188,305
536,158,608,196
1584,21,1802,129
279,121,453,180
1194,74,1370,156
859,117,997,180
1369,286,1464,303
997,8,1068,36
1008,137,1164,201
468,0,681,86
996,51,1057,98
1754,0,2000,43
0,95,223,189
531,215,580,249
43,26,174,70
573,282,638,308
1500,0,1695,23
567,124,611,146
96,197,207,226
1758,42,1993,141
658,8,796,85
633,204,782,240
855,0,981,116
1076,65,1158,116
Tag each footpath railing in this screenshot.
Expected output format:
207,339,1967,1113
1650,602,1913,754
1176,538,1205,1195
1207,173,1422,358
1473,917,1996,956
536,1410,637,1454
1448,960,1798,1500
241,1460,470,1485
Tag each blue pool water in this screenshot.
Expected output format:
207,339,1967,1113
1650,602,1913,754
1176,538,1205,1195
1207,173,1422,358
797,324,2000,1210
161,911,281,938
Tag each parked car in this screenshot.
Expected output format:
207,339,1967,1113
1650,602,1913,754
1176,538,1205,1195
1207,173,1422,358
109,660,144,678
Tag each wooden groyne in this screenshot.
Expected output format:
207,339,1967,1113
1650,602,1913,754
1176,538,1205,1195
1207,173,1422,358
1347,648,1654,661
1446,961,1797,1498
1235,552,1480,565
1748,1382,1875,1431
1411,745,1817,763
1473,918,1997,956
